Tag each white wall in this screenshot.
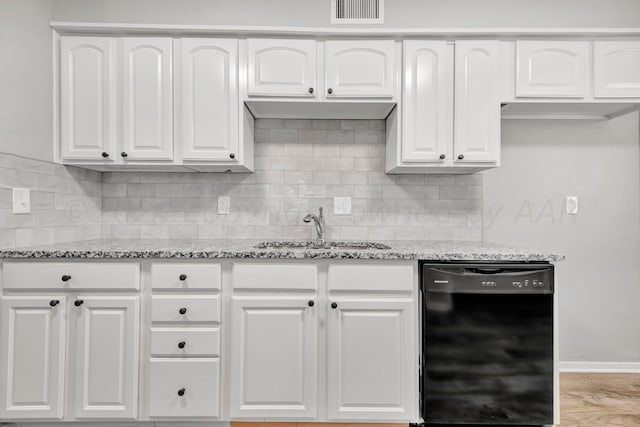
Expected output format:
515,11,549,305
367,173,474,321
483,113,640,363
0,0,53,162
50,0,640,28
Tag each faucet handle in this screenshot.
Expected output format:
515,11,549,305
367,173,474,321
318,206,323,217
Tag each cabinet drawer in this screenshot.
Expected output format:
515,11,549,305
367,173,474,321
151,263,221,290
151,296,220,323
148,358,220,418
150,328,220,357
328,263,414,292
2,262,139,290
233,263,317,290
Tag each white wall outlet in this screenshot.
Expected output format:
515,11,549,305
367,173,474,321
566,196,579,215
12,188,31,214
218,196,230,215
333,197,352,215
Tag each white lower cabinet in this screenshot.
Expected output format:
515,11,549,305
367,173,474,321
229,298,318,418
327,299,415,420
0,295,140,421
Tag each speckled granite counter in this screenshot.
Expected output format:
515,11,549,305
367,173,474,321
0,239,564,262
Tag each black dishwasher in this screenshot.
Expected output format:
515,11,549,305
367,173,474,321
421,262,554,426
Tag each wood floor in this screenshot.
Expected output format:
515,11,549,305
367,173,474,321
232,374,640,427
559,373,640,426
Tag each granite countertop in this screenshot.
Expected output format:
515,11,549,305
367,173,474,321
0,239,564,262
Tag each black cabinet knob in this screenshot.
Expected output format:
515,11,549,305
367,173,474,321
74,300,84,307
331,302,338,309
178,341,186,349
327,88,333,95
229,153,235,159
439,154,446,160
308,300,314,307
458,154,464,160
179,307,187,315
308,87,314,94
179,274,187,281
101,152,109,158
121,152,128,158
61,275,71,282
49,300,60,307
177,388,186,396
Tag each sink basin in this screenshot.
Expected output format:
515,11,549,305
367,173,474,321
255,240,392,250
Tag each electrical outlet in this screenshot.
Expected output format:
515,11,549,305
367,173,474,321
333,197,352,215
12,188,30,214
566,196,579,215
218,196,230,215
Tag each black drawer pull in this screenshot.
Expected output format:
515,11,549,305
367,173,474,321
177,388,185,396
61,275,71,282
179,274,187,281
49,300,60,307
178,341,186,349
74,300,84,307
331,302,338,309
308,300,315,307
179,307,187,315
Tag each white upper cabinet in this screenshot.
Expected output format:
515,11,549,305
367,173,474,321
401,41,453,163
594,41,640,98
325,40,395,97
177,38,239,162
454,41,501,164
230,298,317,419
516,41,589,97
0,297,66,420
327,299,415,421
71,297,139,420
248,39,317,97
121,38,173,161
60,37,115,161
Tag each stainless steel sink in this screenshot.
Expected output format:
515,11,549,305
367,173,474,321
254,240,392,250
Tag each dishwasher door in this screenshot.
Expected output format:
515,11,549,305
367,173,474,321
422,263,554,426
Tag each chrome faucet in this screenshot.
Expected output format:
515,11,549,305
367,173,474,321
303,207,325,242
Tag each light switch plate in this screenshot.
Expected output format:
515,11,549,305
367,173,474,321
218,196,230,215
333,197,352,215
566,196,579,215
12,188,30,214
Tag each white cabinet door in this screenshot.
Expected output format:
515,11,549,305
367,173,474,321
178,38,239,162
230,298,317,418
454,41,501,164
327,299,415,421
516,41,589,97
60,36,116,162
402,41,453,163
71,297,139,419
0,297,66,420
594,41,640,98
121,38,173,161
325,40,395,98
248,39,317,97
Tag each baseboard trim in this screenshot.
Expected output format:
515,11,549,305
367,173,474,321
560,361,640,373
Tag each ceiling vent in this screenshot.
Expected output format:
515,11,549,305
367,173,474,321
331,0,384,24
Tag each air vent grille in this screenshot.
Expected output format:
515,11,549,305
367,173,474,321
331,0,384,24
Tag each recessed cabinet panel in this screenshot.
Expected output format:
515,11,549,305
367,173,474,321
230,298,317,418
248,39,317,97
326,40,395,97
594,41,640,98
178,39,239,161
72,297,139,419
0,297,65,420
327,300,415,420
402,41,453,163
121,38,173,161
60,37,115,161
454,41,500,164
516,41,588,97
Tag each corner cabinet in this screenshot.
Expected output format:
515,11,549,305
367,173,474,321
386,40,500,173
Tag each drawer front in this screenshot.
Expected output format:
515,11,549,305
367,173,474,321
150,328,220,357
151,296,220,323
148,359,220,418
233,263,317,290
151,263,221,290
2,262,139,290
328,263,414,292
